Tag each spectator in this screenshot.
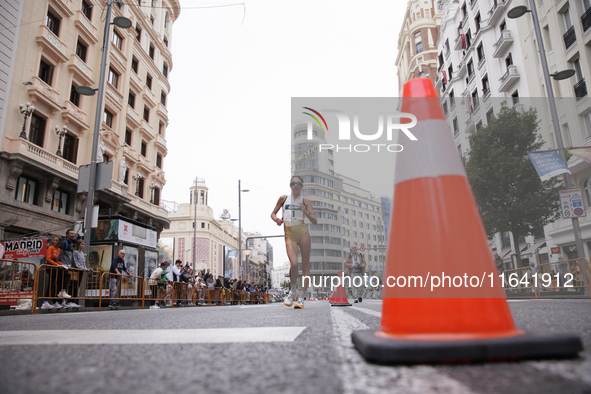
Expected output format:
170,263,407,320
43,235,71,310
150,262,171,309
172,260,183,306
109,250,130,307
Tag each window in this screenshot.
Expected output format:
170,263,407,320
511,90,519,105
329,159,334,166
477,43,485,62
70,84,80,107
46,8,60,36
486,109,494,123
153,187,160,206
112,30,122,50
108,67,119,88
542,25,552,51
563,7,573,29
62,134,78,164
52,189,69,214
76,39,88,62
149,44,155,60
476,121,483,131
448,65,453,80
15,176,37,205
475,13,481,32
128,92,135,108
38,58,54,86
500,20,506,32
471,89,479,110
443,101,449,116
467,59,474,78
562,124,572,147
131,57,139,73
465,29,472,49
138,178,144,198
414,31,423,54
158,122,164,135
125,129,132,146
135,24,142,42
162,63,168,78
146,74,152,89
150,15,155,25
141,140,147,157
143,106,150,122
156,154,162,169
81,0,93,20
505,52,513,68
583,112,591,138
163,36,168,47
103,109,113,128
29,113,46,147
453,117,459,135
160,92,166,106
482,75,490,95
449,90,455,107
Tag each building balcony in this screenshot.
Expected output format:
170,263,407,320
68,54,94,86
126,106,141,128
454,34,463,51
5,137,79,176
563,25,576,50
582,7,591,33
435,77,443,90
130,71,142,92
483,87,491,101
457,60,467,77
143,86,156,107
140,119,155,137
61,101,89,131
574,78,587,102
155,134,167,151
492,29,513,58
105,83,123,112
74,10,98,44
488,0,508,26
157,103,168,120
27,77,63,113
498,65,520,92
36,25,69,63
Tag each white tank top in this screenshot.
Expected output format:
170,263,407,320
282,195,305,226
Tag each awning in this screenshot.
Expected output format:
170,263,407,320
538,247,548,255
522,241,546,257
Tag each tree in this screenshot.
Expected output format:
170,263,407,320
465,103,562,268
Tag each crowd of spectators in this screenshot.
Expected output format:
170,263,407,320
148,260,269,309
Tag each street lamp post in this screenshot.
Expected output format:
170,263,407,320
78,0,132,258
133,173,143,196
149,182,156,204
193,177,197,269
18,102,35,139
55,125,67,157
509,1,584,260
238,180,249,280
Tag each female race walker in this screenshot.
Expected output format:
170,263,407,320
271,176,317,309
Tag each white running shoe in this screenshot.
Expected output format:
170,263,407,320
149,305,160,309
283,291,297,307
61,302,70,309
53,302,63,309
66,302,81,308
58,291,72,299
41,301,55,310
294,298,304,309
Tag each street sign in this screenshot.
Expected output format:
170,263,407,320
559,188,586,219
360,246,365,252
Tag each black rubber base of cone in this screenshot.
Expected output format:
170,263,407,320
331,302,352,307
351,330,583,364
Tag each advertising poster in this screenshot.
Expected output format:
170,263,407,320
87,245,112,297
145,250,158,278
0,238,47,305
90,219,119,241
122,245,138,295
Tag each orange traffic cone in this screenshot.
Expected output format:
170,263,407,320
351,78,582,363
331,271,351,307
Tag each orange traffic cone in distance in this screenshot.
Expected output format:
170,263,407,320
331,271,351,307
351,78,582,363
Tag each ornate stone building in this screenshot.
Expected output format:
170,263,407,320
0,0,180,240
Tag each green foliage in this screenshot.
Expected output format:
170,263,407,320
465,103,562,241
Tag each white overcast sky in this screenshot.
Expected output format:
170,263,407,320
162,0,407,267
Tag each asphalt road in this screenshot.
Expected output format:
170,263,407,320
0,299,589,394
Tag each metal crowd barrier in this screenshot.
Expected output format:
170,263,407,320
0,259,37,312
2,262,271,313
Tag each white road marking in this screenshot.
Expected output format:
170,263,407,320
351,306,381,318
331,308,473,394
0,327,306,345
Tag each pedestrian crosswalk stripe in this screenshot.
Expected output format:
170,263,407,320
0,327,306,345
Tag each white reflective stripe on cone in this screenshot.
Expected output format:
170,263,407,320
394,119,467,185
